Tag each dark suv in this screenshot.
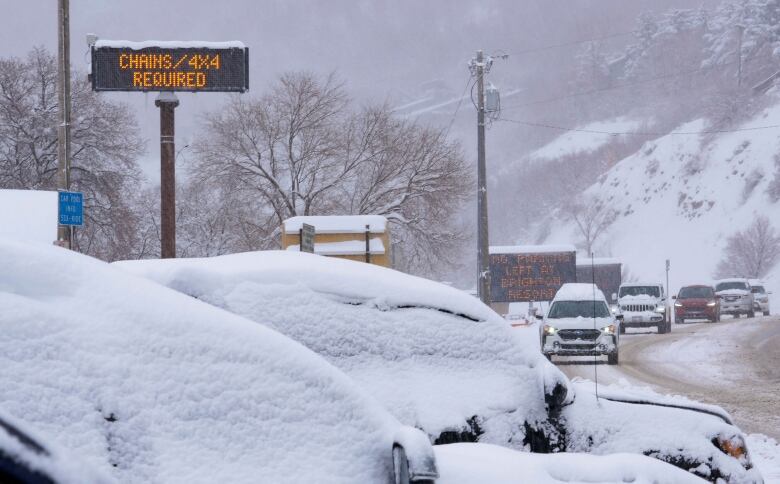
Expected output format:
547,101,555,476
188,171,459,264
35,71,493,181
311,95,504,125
674,285,720,323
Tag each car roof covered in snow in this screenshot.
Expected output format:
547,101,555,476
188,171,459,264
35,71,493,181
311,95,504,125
0,239,403,483
552,283,606,302
620,282,662,287
115,251,567,443
715,278,750,284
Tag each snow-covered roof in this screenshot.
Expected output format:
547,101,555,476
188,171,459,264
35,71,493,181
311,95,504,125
620,282,663,287
286,238,385,255
576,257,621,266
283,215,387,234
715,278,750,284
0,239,403,483
94,39,246,49
115,251,566,441
552,283,606,302
490,244,576,254
0,189,57,245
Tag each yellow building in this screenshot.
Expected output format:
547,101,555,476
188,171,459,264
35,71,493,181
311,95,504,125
281,215,392,268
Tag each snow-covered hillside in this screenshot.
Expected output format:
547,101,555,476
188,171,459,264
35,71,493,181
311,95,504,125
541,101,780,308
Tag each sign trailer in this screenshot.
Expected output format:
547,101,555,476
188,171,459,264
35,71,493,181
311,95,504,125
90,39,248,258
489,247,577,303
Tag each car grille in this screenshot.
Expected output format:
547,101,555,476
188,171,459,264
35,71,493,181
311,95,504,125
558,329,601,341
621,304,654,312
724,296,739,302
561,343,597,350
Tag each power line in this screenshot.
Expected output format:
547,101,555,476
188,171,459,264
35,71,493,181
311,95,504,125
496,117,780,136
497,30,636,57
443,74,473,138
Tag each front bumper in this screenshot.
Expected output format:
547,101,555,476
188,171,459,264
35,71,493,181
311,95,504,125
620,311,665,327
542,331,617,356
675,306,717,320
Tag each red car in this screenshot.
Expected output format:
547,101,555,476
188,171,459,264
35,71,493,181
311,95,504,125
674,285,721,323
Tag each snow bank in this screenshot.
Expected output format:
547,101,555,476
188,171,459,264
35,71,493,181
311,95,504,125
115,251,567,445
435,443,704,484
0,189,57,245
0,239,401,483
746,434,780,483
283,215,387,233
529,117,642,162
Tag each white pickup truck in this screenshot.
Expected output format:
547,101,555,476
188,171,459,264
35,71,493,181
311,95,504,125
614,282,671,334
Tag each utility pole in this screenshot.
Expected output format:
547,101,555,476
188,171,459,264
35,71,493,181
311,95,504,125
470,50,491,305
155,92,178,258
56,0,72,248
737,23,745,87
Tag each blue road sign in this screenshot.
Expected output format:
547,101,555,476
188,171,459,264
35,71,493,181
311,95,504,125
58,191,84,226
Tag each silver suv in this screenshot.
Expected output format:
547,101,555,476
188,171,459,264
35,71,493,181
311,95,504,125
714,278,755,318
749,279,771,316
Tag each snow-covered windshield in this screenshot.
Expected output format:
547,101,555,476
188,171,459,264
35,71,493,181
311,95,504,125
618,286,660,298
548,301,610,318
750,286,766,294
678,287,714,299
715,281,748,292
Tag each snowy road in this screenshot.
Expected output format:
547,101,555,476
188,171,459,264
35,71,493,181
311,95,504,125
557,316,780,439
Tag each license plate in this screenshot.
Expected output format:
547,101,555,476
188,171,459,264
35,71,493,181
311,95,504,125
632,316,642,323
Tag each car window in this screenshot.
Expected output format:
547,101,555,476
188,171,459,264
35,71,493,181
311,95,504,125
548,300,610,318
750,286,765,294
618,286,660,298
715,282,748,291
678,287,714,299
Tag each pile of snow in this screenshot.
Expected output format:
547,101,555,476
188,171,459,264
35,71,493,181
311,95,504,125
435,443,704,484
542,104,780,310
283,215,387,234
115,251,568,445
0,189,57,245
528,117,642,162
0,239,404,483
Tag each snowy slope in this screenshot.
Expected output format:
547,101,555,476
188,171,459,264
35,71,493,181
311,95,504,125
528,117,642,162
542,104,780,307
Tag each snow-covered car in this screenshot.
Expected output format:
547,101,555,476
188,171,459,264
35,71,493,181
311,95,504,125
748,280,771,316
615,282,671,333
0,240,438,484
537,283,622,365
117,251,762,483
674,285,721,323
715,279,756,318
0,409,110,484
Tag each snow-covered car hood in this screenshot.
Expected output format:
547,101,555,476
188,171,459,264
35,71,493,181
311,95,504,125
716,289,751,296
618,294,661,304
115,251,569,446
544,316,615,330
0,240,411,484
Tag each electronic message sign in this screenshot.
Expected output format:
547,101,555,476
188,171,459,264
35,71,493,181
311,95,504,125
91,41,248,92
489,247,577,302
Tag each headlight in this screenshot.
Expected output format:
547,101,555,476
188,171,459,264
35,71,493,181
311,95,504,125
543,325,557,336
716,435,749,465
600,324,617,334
610,305,619,314
674,302,683,307
707,301,717,307
655,305,666,313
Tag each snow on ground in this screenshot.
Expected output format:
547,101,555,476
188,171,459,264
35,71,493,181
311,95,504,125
528,117,642,162
115,251,568,445
0,239,407,483
435,443,705,484
0,189,57,245
543,103,780,311
747,434,780,483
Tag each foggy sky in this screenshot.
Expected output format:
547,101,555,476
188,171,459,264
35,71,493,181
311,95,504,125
1,0,712,181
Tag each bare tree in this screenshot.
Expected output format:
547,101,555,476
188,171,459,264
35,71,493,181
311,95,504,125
190,71,471,275
715,215,780,278
564,196,618,255
0,47,147,261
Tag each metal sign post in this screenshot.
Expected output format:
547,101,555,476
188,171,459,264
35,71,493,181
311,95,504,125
155,92,178,259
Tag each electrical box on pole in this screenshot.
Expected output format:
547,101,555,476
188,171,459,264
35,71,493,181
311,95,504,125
485,84,500,113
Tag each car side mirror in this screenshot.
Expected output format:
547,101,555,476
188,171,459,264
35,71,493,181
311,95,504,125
611,293,617,302
393,427,438,484
671,295,677,300
615,314,624,321
535,314,544,320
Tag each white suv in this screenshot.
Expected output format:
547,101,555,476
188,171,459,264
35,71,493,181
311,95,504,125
749,279,771,316
715,278,755,318
538,283,623,365
615,282,670,334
